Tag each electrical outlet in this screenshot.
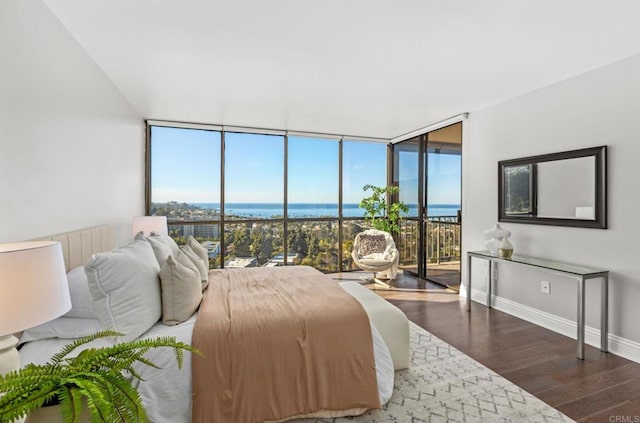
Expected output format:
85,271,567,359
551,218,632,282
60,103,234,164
541,280,550,294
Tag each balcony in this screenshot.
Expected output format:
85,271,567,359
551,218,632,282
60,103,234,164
398,216,461,289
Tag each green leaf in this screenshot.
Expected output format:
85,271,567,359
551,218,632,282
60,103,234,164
359,184,407,234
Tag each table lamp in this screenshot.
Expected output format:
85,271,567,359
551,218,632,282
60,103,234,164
0,241,71,375
131,216,168,238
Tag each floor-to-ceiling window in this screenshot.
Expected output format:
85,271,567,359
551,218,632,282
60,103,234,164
147,123,388,273
149,126,222,268
287,136,339,272
223,132,285,267
341,140,388,270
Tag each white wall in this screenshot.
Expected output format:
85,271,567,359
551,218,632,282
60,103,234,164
462,53,640,359
0,0,144,245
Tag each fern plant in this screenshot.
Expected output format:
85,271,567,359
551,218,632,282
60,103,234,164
359,184,409,234
0,330,201,423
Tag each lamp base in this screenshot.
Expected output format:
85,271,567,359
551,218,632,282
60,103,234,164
0,334,20,376
1,335,25,423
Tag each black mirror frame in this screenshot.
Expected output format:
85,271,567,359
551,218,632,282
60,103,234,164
498,146,607,229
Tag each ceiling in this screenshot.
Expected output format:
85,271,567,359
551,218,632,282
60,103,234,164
43,0,640,139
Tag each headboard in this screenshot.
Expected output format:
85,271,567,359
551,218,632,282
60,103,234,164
36,225,115,271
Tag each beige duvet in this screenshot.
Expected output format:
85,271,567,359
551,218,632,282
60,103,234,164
191,266,380,423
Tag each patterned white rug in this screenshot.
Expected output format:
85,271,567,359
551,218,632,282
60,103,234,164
311,322,574,422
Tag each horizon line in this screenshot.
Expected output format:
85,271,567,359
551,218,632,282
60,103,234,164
153,201,461,206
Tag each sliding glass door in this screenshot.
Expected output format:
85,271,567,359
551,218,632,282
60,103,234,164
393,137,421,277
425,124,462,287
393,123,462,288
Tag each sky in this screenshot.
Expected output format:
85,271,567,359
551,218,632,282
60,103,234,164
151,126,460,205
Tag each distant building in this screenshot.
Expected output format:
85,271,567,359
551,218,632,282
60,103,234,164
202,241,221,259
193,224,219,239
263,253,300,267
182,225,194,238
179,224,219,240
225,257,257,268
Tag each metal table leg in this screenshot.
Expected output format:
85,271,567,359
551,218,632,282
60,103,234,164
466,254,472,311
577,277,586,359
601,274,609,352
487,260,492,308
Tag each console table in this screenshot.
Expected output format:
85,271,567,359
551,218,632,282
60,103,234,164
466,250,609,359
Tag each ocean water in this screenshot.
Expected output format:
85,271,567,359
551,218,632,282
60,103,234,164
191,203,460,219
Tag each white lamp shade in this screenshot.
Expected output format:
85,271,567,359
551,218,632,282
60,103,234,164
0,241,71,336
132,216,168,237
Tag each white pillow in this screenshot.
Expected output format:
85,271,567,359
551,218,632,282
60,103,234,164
182,244,209,290
150,232,180,256
145,234,172,267
159,252,203,326
186,236,209,268
85,238,161,342
64,266,95,318
19,317,105,344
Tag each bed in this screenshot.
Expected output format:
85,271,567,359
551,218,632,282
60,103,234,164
19,225,404,422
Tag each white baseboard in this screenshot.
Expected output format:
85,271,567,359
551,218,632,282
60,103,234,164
467,289,640,364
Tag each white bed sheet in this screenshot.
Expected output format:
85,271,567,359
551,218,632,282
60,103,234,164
20,315,393,423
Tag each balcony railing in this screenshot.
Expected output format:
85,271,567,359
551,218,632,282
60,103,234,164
398,216,461,266
427,217,461,264
165,211,460,277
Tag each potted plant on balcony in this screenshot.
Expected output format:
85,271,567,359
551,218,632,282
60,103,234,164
0,331,199,423
359,184,409,234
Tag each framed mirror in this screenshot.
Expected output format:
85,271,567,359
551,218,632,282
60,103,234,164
498,146,607,228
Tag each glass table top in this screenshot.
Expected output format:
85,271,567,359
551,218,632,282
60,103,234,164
468,250,608,276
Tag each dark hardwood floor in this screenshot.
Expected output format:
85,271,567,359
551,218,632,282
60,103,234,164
333,271,640,422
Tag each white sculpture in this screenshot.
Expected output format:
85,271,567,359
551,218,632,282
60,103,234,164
483,224,511,255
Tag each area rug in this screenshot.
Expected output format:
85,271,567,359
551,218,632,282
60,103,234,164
306,322,574,422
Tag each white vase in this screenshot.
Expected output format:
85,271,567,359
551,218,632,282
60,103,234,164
498,235,514,258
483,224,511,254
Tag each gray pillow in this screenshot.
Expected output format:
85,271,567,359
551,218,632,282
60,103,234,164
182,244,209,290
150,232,180,256
186,236,209,269
84,238,161,342
159,252,203,326
64,266,95,318
146,235,172,267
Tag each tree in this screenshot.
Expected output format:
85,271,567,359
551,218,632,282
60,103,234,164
232,227,251,257
359,184,409,234
307,234,320,259
287,226,308,257
300,257,314,266
250,227,274,265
